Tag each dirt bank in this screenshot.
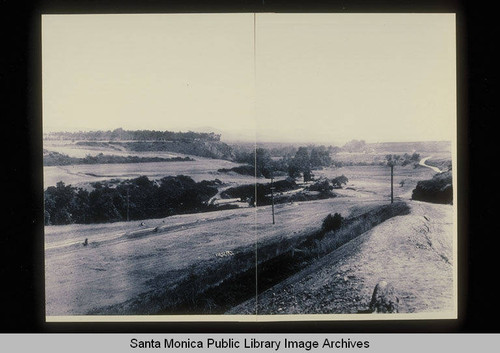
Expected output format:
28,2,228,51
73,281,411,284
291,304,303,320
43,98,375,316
228,201,454,315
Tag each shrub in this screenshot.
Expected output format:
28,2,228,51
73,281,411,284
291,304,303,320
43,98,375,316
307,178,333,193
322,213,343,232
331,175,349,189
217,165,256,176
411,171,453,204
303,169,313,182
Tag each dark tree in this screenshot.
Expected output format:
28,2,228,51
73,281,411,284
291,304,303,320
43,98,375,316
44,181,78,225
303,169,313,182
255,148,273,178
310,146,332,168
289,147,311,181
88,184,123,223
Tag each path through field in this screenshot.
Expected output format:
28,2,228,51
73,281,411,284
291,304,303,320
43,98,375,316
419,156,442,173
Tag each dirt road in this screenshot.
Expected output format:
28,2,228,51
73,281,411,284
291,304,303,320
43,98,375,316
229,201,455,316
419,156,442,173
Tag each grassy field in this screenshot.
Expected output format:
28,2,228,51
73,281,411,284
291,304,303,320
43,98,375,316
46,197,388,315
44,140,259,188
43,158,259,189
315,164,436,200
44,140,184,158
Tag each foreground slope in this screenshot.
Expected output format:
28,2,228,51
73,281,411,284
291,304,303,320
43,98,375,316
229,201,454,315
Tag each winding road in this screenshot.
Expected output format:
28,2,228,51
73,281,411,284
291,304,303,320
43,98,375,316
419,156,442,173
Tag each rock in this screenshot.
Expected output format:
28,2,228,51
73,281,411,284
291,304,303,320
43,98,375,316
369,281,400,313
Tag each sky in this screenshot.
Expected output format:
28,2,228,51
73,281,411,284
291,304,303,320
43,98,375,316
42,13,456,144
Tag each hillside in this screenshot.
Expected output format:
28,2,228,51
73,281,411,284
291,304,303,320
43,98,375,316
228,201,455,316
80,140,235,160
43,150,193,166
44,129,235,161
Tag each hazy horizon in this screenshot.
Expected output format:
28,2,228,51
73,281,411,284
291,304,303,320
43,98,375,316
43,126,453,147
43,14,456,146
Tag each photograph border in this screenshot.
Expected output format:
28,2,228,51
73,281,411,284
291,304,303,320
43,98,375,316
4,0,484,334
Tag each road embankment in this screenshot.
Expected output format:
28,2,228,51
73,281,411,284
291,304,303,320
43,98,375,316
228,201,454,315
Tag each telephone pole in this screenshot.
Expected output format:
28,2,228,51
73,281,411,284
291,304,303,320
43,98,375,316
390,164,394,204
386,155,395,204
126,187,130,221
270,176,275,224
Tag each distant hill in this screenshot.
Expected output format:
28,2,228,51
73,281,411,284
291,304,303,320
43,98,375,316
44,128,221,142
367,141,452,154
111,140,235,160
338,140,452,154
44,129,235,160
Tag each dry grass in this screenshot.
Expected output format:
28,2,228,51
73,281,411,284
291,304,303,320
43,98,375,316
46,197,382,315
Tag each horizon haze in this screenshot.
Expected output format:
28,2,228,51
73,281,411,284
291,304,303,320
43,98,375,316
43,14,456,145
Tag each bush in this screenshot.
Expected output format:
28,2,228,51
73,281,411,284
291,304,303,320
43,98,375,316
411,171,453,204
331,175,348,189
322,213,343,232
307,178,333,193
217,165,256,176
303,169,313,182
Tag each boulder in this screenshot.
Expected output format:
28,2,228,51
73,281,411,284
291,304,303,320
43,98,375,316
369,281,400,313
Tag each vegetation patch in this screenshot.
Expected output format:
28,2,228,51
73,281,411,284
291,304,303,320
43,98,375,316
412,171,453,204
220,179,299,205
44,176,224,225
46,128,222,142
233,146,332,181
117,140,235,160
321,213,344,232
43,150,193,166
217,165,256,176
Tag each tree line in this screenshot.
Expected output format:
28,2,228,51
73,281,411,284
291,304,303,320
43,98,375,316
385,152,421,167
44,176,220,225
44,128,221,142
233,145,332,181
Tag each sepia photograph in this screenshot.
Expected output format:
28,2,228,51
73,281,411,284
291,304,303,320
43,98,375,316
42,13,457,320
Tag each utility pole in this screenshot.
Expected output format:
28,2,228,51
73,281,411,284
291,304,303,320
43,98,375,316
386,155,395,204
390,164,394,204
126,187,130,221
270,176,275,224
